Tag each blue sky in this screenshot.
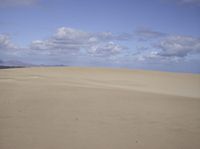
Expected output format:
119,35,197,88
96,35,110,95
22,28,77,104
0,0,200,73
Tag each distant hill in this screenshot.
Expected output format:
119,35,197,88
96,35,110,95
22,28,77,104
0,59,68,69
0,60,31,69
0,65,25,69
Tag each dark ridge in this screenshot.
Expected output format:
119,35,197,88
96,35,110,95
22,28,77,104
0,66,26,69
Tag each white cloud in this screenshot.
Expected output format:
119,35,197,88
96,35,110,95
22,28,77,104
133,29,200,63
0,27,128,60
155,35,200,57
0,27,130,59
1,27,200,73
30,27,128,57
88,42,127,57
30,27,92,54
0,34,17,50
55,27,91,42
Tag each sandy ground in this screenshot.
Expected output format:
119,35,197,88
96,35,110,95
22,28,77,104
0,67,200,149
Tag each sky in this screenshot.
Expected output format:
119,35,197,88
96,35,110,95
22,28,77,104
0,0,200,73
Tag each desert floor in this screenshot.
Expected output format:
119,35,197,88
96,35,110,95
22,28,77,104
0,67,200,149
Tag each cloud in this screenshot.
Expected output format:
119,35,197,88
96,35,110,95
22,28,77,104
87,42,127,57
155,35,200,57
0,27,129,64
0,34,17,50
30,27,128,56
30,39,81,54
135,28,166,40
2,28,199,62
135,28,200,60
1,27,200,73
0,0,38,7
133,29,200,63
0,34,29,64
30,27,93,54
55,27,91,43
54,27,131,43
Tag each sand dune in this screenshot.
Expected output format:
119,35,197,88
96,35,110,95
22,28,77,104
0,67,200,149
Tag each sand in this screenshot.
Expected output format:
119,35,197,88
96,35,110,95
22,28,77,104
0,67,200,149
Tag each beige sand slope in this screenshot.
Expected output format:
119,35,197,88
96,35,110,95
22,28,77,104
0,67,200,149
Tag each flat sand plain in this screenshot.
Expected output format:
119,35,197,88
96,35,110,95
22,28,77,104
0,67,200,149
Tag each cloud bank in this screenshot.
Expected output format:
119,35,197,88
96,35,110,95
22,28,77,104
0,27,200,72
134,28,200,61
30,27,128,56
156,35,200,57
